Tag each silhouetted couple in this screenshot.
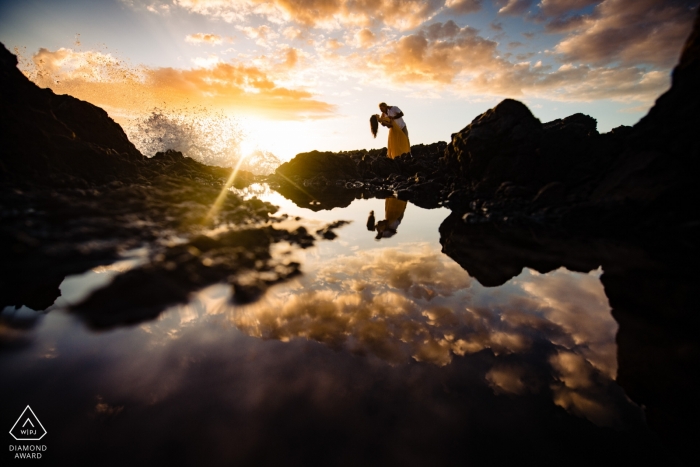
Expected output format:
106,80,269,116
370,103,410,159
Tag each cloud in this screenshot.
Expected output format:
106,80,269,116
282,26,305,40
353,28,376,48
23,47,335,120
497,0,536,16
360,19,672,104
369,21,501,84
552,0,699,67
445,0,483,14
173,0,446,30
326,38,344,50
539,0,602,17
185,33,232,45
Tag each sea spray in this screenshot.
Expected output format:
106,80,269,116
125,107,281,175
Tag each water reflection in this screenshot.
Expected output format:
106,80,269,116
1,196,684,465
367,197,408,239
231,241,625,426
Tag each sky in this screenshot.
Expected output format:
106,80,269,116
1,0,698,163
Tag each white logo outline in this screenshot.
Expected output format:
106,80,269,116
9,405,47,441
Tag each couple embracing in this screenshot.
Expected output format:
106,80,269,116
370,102,410,159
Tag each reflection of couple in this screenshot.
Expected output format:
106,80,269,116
367,197,407,240
370,102,411,159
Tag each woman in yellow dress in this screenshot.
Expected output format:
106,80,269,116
370,114,410,159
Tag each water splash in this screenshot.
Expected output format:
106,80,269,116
124,107,281,174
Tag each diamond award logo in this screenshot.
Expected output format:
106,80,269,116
9,406,47,441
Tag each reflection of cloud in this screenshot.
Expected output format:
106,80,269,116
519,267,617,377
228,243,622,425
22,47,334,119
549,350,622,426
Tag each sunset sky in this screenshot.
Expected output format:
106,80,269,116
1,0,697,162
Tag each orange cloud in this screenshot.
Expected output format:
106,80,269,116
445,0,483,14
364,19,672,104
353,28,376,48
175,0,445,30
185,32,232,45
369,21,503,83
23,47,334,120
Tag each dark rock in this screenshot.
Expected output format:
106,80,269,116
443,99,543,192
269,142,446,211
533,181,566,204
276,150,361,182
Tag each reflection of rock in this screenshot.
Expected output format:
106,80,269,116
71,226,324,328
607,264,700,466
439,207,700,464
439,211,607,287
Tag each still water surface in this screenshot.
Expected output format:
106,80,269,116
0,189,671,465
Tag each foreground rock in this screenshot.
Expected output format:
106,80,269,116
0,43,345,326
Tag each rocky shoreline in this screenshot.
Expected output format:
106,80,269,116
270,13,698,239
0,43,342,325
1,13,699,463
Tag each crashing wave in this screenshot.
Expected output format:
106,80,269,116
124,107,280,175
